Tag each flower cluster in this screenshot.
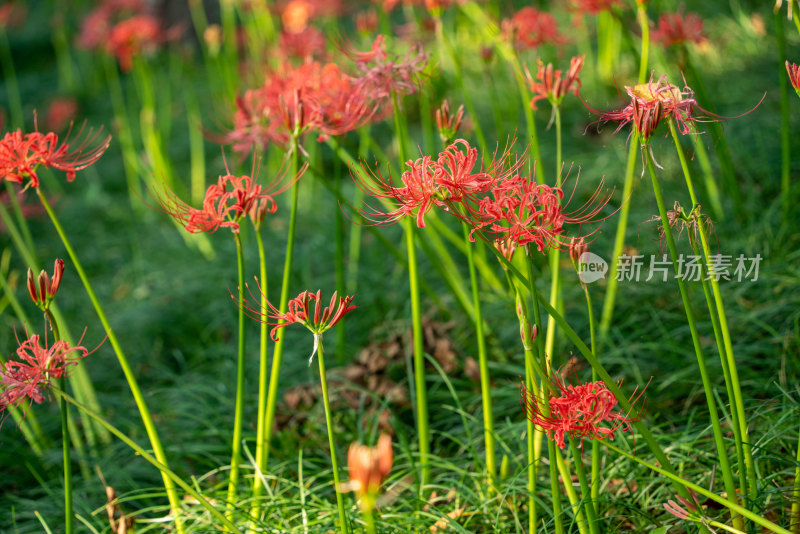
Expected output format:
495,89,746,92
78,0,180,71
0,334,90,417
153,162,301,234
502,7,564,50
227,35,428,155
652,11,706,48
519,373,643,449
525,55,585,110
356,140,613,256
0,125,111,188
355,139,493,228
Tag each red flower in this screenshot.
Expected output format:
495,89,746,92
151,160,301,234
227,61,379,154
502,8,565,50
0,334,90,417
787,61,800,98
588,75,724,142
519,373,644,449
345,434,393,504
350,35,429,100
236,286,356,364
27,259,64,311
354,139,492,228
652,11,705,48
435,100,465,144
525,55,585,110
569,0,624,16
0,125,111,188
77,0,148,51
466,166,613,254
46,98,78,133
107,14,163,72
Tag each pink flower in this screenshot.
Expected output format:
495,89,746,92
652,11,705,48
0,334,90,417
525,55,585,110
519,372,644,449
502,7,565,50
0,124,110,188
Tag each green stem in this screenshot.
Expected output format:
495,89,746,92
363,507,376,534
580,281,601,506
644,148,742,529
636,4,650,83
792,422,800,531
53,387,243,532
249,230,270,523
316,336,349,534
0,27,23,128
604,441,790,534
493,245,691,500
262,139,301,467
226,233,247,523
47,309,72,534
668,118,752,504
544,105,564,365
434,16,488,155
776,11,791,217
393,91,429,490
568,439,598,534
37,190,185,532
460,218,495,484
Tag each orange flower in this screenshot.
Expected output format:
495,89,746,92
345,434,393,507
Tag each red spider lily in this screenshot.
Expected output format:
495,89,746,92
278,27,326,61
502,7,565,50
107,15,163,72
525,55,585,110
46,98,78,133
226,61,379,154
466,166,614,254
349,35,429,100
77,0,149,51
151,158,301,234
354,140,494,228
569,0,624,16
236,285,356,364
787,61,800,98
28,259,64,311
652,11,705,48
0,333,91,418
588,74,736,142
0,124,111,188
435,100,465,144
519,373,644,449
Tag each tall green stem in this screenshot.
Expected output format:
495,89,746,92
460,217,495,484
262,140,301,467
776,11,791,217
249,230,270,524
53,387,243,533
316,336,349,534
392,91,429,489
47,310,72,534
644,148,743,529
37,190,184,532
226,233,247,522
636,4,650,83
544,105,564,365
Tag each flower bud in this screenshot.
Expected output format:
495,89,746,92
346,434,393,510
28,259,64,310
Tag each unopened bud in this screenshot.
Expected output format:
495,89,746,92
28,259,64,310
